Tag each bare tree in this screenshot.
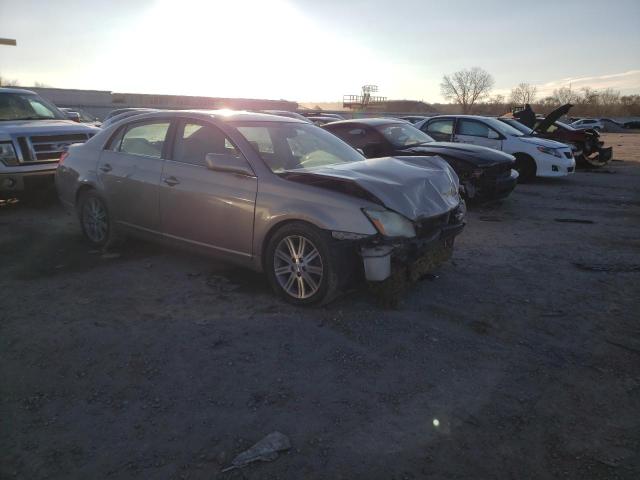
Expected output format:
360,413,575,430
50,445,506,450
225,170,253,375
552,86,578,105
598,88,621,106
510,82,537,105
0,75,19,87
440,67,495,113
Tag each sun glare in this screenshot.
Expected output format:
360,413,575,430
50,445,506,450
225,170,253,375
94,0,385,100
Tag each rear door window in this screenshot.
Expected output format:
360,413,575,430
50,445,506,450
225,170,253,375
457,119,491,137
425,119,454,136
120,122,170,158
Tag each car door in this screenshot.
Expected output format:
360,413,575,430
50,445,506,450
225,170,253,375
453,118,502,150
159,119,258,257
97,119,171,232
421,118,454,142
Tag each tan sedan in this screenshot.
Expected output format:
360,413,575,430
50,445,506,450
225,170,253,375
56,110,465,305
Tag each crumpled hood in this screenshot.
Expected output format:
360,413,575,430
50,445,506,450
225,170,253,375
283,156,461,221
519,136,570,149
0,119,98,136
400,142,515,167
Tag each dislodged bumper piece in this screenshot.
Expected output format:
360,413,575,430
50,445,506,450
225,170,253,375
578,146,613,168
360,204,465,283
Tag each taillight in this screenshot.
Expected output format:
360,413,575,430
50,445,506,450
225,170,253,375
59,151,69,164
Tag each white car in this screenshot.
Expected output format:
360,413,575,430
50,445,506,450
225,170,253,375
570,118,604,131
416,115,575,182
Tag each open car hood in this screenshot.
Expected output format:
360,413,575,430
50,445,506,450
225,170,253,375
535,104,573,133
280,156,460,221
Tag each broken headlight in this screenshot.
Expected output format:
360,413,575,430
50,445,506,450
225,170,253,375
0,142,18,166
363,209,416,238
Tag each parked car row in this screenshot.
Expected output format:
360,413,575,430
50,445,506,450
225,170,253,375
499,105,612,168
0,88,618,306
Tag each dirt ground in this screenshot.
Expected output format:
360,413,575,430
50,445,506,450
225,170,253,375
1,135,639,480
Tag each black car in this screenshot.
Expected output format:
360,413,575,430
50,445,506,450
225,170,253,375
323,118,518,201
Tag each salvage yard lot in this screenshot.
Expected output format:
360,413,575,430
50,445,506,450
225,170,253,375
1,134,639,479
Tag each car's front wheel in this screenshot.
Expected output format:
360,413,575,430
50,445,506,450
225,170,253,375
514,153,537,183
265,222,340,306
78,190,122,250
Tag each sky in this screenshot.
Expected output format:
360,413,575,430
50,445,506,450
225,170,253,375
1,0,639,103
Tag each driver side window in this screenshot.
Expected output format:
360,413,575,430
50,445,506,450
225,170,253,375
173,122,241,167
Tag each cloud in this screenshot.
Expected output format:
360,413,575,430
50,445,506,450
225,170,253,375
535,70,640,97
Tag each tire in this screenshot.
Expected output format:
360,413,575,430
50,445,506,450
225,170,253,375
514,154,537,183
265,222,340,306
77,190,123,250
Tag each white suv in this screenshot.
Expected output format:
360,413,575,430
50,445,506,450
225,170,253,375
416,115,575,182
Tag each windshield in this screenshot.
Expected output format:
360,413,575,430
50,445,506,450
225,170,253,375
0,92,65,121
481,117,525,137
234,121,365,172
376,122,434,147
501,118,533,135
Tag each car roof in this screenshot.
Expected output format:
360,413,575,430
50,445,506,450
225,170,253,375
323,117,405,127
111,109,306,124
0,87,39,95
427,115,494,120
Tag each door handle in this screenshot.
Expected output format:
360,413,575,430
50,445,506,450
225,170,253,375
163,176,180,186
99,163,112,173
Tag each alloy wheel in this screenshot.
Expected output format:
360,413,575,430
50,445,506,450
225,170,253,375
82,197,108,243
274,235,324,299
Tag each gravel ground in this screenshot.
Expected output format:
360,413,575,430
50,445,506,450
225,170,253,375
1,135,639,479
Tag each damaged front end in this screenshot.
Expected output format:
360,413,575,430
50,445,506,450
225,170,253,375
357,202,465,283
281,155,466,299
329,201,465,303
577,129,613,168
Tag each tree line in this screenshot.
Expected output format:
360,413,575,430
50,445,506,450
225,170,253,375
440,67,640,117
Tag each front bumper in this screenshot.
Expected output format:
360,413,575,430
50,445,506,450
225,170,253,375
360,220,465,282
537,154,576,178
0,168,56,193
473,169,519,201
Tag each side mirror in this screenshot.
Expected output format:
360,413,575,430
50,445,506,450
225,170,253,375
362,143,384,158
65,111,81,122
487,130,501,140
205,152,255,177
356,148,365,156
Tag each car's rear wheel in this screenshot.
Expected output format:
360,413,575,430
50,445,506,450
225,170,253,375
265,222,339,306
78,190,122,250
514,153,537,183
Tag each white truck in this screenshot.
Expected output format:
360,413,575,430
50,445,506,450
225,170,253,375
0,88,99,199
